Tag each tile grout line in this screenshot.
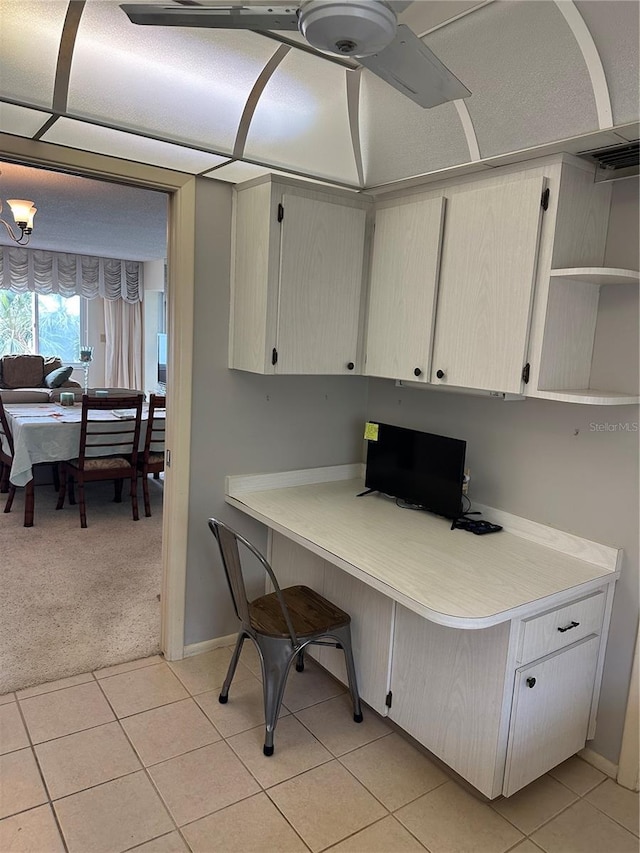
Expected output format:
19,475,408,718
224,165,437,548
11,692,70,853
91,672,193,852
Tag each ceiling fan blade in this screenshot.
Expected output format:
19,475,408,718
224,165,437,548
358,24,470,108
120,4,300,30
386,1,412,13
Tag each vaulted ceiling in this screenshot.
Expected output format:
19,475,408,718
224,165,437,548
0,1,638,259
1,0,638,192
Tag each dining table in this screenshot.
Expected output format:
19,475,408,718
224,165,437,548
1,401,165,525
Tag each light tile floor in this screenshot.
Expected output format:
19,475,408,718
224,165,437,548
1,648,638,853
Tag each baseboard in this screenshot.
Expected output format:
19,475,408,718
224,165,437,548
579,746,618,779
183,634,237,658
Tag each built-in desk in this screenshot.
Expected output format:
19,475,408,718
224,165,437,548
226,464,620,798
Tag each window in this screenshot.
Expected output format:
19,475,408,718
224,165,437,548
0,291,83,363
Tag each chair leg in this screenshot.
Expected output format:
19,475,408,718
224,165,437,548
219,633,247,703
114,479,123,503
56,467,67,510
4,483,15,513
130,475,139,521
0,462,8,493
333,625,363,723
24,480,35,527
77,476,87,528
52,463,60,492
295,648,305,672
256,636,295,756
142,471,151,518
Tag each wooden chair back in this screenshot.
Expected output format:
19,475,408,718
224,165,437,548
78,394,144,471
141,394,166,469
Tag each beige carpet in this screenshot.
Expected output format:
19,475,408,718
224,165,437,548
0,477,163,694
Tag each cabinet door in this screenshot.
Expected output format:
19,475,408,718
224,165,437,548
431,176,545,393
389,605,510,799
276,193,367,374
365,196,445,381
319,563,394,715
503,634,600,796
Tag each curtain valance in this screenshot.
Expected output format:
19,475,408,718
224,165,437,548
0,247,143,303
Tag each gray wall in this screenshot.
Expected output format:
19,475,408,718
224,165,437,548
185,179,368,646
185,175,638,765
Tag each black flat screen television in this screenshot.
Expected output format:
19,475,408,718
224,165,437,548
365,422,466,519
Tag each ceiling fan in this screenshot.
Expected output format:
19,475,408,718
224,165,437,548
120,1,471,109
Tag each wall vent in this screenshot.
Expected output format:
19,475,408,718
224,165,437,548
577,140,639,181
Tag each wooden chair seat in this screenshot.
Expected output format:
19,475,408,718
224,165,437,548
67,456,133,471
249,585,351,638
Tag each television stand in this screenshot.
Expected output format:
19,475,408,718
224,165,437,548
356,488,376,497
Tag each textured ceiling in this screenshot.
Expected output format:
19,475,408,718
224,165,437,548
0,160,168,260
0,0,638,254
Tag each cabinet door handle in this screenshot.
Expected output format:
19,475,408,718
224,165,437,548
526,677,536,688
557,620,580,633
414,367,422,377
347,362,355,371
436,369,445,379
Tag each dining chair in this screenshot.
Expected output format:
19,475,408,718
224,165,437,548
56,394,144,528
208,517,363,756
0,395,59,527
138,393,165,517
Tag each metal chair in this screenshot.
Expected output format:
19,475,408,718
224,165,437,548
137,393,166,517
56,394,144,528
208,517,363,756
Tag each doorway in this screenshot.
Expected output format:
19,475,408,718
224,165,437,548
0,136,194,683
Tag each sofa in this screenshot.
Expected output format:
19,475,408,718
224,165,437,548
0,354,145,404
0,354,84,403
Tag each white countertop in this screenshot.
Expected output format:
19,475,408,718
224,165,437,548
226,469,619,629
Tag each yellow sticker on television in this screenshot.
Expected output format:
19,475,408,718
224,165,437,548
364,422,379,441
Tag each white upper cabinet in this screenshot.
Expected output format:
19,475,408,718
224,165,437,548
431,175,546,395
365,196,446,382
229,177,369,375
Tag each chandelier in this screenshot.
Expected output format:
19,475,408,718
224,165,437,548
0,172,37,245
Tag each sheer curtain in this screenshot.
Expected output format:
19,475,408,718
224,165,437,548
104,299,143,390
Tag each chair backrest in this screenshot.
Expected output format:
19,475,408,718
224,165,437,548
142,394,166,461
78,394,144,467
208,517,299,643
0,395,15,459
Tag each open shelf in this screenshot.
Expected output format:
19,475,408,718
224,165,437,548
537,267,639,405
535,389,640,406
550,268,639,286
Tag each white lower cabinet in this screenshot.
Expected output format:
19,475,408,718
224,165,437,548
503,634,600,796
269,532,610,799
389,606,511,798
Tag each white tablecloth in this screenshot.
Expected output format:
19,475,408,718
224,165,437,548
3,403,165,487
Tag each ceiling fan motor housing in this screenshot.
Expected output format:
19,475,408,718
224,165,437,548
298,0,397,57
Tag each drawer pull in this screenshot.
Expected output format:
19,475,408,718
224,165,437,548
557,620,580,633
526,677,536,688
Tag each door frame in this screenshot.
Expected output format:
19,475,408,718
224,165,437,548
0,132,194,660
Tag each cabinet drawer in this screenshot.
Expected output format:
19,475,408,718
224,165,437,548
517,591,605,664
